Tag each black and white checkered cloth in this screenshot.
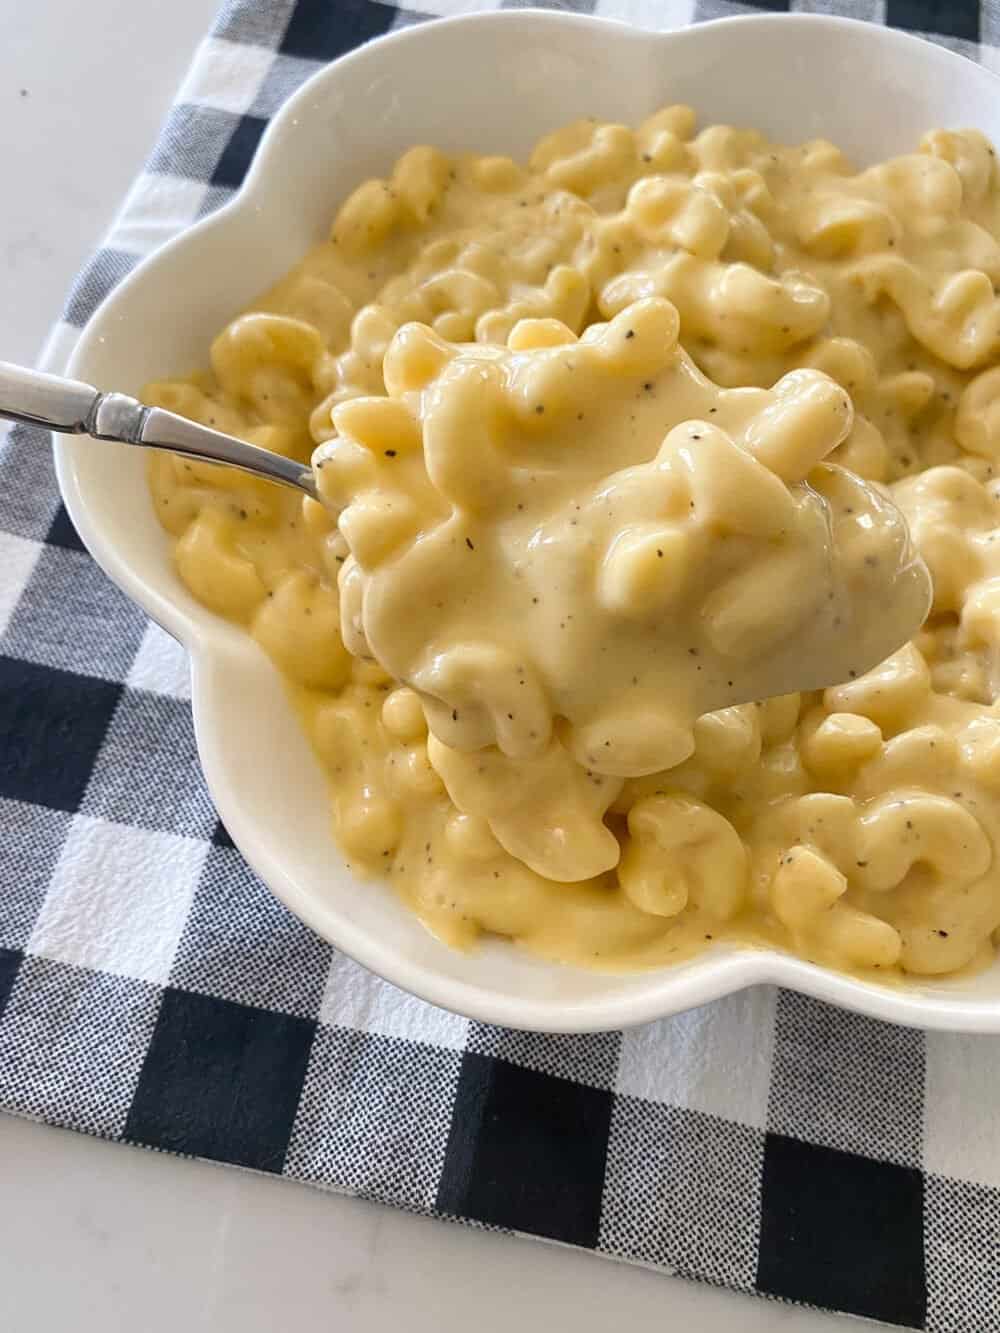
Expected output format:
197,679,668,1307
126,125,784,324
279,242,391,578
1,1,999,1327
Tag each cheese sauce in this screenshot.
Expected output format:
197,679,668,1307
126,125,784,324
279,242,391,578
145,108,1000,980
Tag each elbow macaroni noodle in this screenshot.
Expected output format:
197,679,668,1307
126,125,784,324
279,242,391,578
146,108,1000,979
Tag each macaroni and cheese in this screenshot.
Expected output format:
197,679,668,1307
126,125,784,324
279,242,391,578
146,107,1000,980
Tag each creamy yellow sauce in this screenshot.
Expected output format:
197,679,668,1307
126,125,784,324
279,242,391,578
146,107,1000,981
317,303,929,885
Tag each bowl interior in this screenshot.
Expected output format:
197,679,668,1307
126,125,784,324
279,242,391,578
57,11,1000,1031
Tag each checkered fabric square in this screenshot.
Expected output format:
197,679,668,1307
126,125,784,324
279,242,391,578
1,1,999,1328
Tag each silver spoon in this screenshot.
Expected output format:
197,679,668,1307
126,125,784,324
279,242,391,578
0,360,317,498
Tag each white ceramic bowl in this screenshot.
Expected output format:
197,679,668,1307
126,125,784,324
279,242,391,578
57,10,1000,1032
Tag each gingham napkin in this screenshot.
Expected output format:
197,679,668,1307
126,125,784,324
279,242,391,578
1,2,999,1328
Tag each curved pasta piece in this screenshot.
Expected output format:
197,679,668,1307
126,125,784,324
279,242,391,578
252,570,351,691
415,643,552,759
427,734,622,882
618,794,747,919
920,128,998,206
174,510,267,622
771,846,902,969
795,194,901,258
855,791,992,893
211,313,325,417
851,255,1000,369
956,367,1000,458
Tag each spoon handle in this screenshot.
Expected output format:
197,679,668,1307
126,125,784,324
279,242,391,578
0,360,107,434
0,360,316,498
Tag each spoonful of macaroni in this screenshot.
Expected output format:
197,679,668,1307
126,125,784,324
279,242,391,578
0,295,930,884
315,295,929,779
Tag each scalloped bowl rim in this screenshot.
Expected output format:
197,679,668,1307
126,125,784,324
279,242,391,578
54,9,1000,1032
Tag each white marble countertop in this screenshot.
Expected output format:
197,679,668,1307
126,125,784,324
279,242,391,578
0,3,849,1327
